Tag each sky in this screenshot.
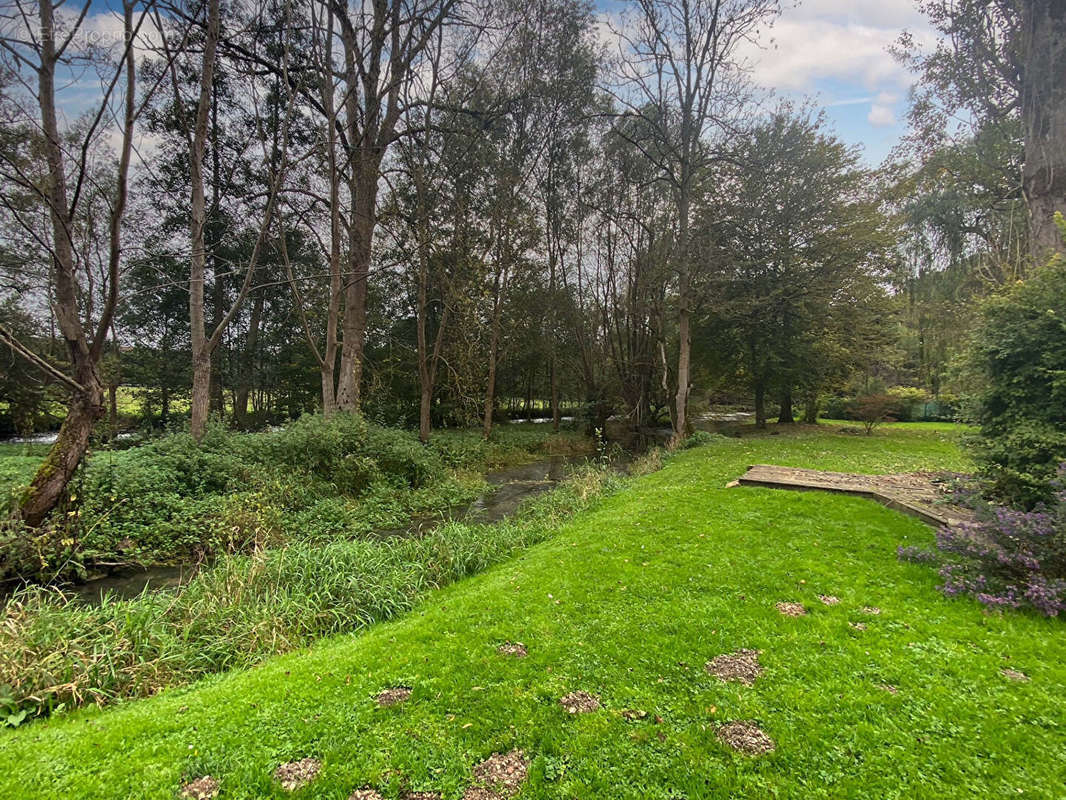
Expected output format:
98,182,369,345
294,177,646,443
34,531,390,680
734,0,934,164
599,0,935,165
22,0,936,167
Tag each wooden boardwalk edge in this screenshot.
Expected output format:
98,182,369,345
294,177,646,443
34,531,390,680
732,464,957,528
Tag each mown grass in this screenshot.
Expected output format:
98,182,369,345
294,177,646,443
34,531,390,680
2,424,1064,799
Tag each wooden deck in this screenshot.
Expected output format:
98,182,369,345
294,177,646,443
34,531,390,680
729,464,969,527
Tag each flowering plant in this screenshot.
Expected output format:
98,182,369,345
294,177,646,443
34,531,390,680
898,466,1066,616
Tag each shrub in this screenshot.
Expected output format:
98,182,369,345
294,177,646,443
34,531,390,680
965,238,1066,506
886,386,931,422
898,467,1066,617
849,394,899,434
820,395,850,421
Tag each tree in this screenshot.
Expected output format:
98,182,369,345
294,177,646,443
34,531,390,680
153,0,299,440
899,0,1066,260
610,0,779,444
328,0,461,413
702,109,890,428
0,0,160,525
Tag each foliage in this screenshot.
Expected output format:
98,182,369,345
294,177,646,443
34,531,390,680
0,417,590,579
899,468,1066,617
698,107,893,426
849,394,899,434
885,386,930,421
964,242,1066,506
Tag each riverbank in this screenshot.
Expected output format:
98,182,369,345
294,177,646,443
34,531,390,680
0,458,630,722
4,424,1062,799
0,416,592,585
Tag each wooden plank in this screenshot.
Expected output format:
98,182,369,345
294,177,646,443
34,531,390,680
732,464,966,528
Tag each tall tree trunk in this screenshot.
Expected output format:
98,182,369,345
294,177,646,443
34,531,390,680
754,381,766,430
336,157,378,412
1021,0,1066,258
672,192,691,445
188,0,222,441
778,388,794,424
483,299,503,439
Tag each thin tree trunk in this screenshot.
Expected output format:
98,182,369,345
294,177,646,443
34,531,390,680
235,286,264,426
483,303,502,439
187,0,222,440
672,192,692,445
550,357,560,431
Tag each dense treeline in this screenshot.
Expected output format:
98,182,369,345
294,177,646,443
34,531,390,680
1,0,1063,527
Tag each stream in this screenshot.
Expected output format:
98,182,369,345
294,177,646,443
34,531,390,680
64,454,602,604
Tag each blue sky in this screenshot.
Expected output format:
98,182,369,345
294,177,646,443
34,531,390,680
599,0,934,165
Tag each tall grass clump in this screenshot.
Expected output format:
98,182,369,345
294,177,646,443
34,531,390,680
0,464,623,723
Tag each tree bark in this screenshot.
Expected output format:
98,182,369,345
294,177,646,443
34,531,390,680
672,187,692,445
1021,0,1066,258
335,158,379,413
778,388,794,424
803,391,819,424
754,381,766,430
187,0,222,440
483,284,503,439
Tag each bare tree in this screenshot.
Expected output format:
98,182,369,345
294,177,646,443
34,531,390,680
155,0,298,440
329,0,460,413
0,0,168,525
609,0,778,445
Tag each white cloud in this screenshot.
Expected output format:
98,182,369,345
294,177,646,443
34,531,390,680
787,0,929,29
743,19,916,91
867,103,897,127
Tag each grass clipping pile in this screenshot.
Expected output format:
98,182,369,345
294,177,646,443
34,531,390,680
705,649,762,686
716,721,775,755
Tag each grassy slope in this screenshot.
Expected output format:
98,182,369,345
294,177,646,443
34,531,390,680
3,425,1064,799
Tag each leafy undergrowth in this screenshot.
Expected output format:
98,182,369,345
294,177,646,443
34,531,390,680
0,417,591,579
3,424,1064,799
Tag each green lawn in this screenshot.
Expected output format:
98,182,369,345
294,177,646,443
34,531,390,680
2,424,1063,799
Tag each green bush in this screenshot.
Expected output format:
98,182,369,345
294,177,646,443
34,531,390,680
886,386,931,422
965,243,1066,506
1,416,592,578
821,395,850,421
